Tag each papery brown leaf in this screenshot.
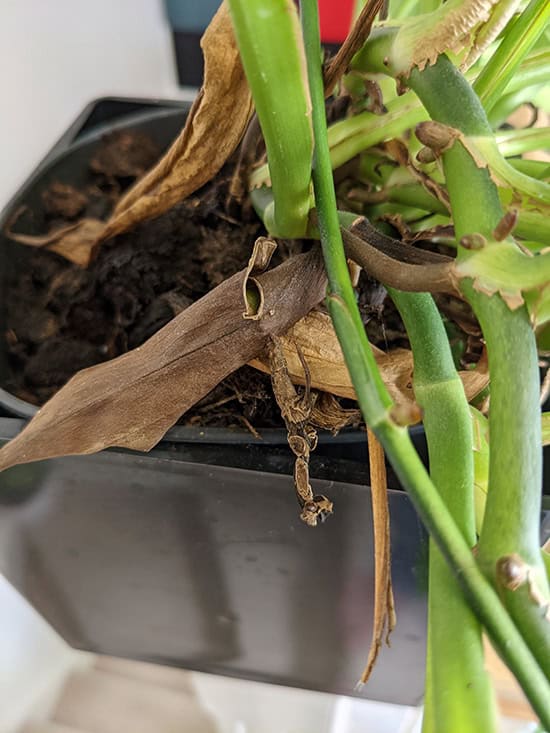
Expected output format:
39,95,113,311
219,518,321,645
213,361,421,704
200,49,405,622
101,1,254,242
250,309,489,408
310,392,361,433
250,309,416,408
359,429,396,685
6,2,253,265
6,218,104,267
0,246,326,473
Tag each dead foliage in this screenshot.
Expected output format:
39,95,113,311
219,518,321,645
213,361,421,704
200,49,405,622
268,336,333,528
250,309,488,412
5,217,106,268
5,1,253,266
0,244,326,472
102,1,254,241
359,429,396,685
341,217,457,295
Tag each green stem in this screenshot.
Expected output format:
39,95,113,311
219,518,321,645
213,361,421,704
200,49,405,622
239,8,550,725
508,158,550,180
473,0,550,112
353,27,550,725
390,290,497,733
227,0,313,237
409,55,550,679
301,0,385,334
249,92,427,191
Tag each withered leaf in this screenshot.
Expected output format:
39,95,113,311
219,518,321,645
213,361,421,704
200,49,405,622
0,247,326,473
250,310,417,408
359,429,396,685
6,218,104,267
250,309,489,409
310,392,361,433
101,1,254,242
6,2,253,266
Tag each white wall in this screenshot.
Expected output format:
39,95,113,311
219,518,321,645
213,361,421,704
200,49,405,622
0,0,193,209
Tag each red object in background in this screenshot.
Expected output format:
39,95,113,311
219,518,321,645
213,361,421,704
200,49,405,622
318,0,355,43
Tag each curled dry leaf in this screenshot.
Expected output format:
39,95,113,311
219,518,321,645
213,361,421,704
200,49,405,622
6,217,105,267
5,1,253,266
392,0,504,75
250,309,489,410
268,336,333,528
359,429,396,686
310,392,361,433
102,1,254,241
250,310,416,408
0,246,326,473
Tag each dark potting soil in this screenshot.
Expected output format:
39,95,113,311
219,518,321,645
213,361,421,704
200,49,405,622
2,129,423,430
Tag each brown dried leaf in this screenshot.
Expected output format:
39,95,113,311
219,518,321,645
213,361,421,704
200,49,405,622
0,247,327,473
6,218,105,267
393,0,501,75
5,2,253,264
359,429,396,685
310,392,361,433
250,309,489,407
250,309,416,408
101,1,254,241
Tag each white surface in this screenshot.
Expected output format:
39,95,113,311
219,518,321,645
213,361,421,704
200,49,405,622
0,577,91,733
0,0,193,210
0,573,418,733
193,673,417,733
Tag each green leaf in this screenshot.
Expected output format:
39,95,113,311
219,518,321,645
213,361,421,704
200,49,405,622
454,241,550,311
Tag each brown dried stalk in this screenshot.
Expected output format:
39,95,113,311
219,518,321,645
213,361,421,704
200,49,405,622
342,217,457,294
324,0,384,96
359,429,396,684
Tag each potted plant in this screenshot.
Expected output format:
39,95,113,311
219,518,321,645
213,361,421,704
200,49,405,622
1,0,549,729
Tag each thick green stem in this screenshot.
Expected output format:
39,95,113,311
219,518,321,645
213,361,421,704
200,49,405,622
237,7,550,725
354,27,550,724
409,58,550,682
227,0,313,237
390,290,497,733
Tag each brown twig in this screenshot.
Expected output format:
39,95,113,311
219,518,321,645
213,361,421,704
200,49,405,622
324,0,384,96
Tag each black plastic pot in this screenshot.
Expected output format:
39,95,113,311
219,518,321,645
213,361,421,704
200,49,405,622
0,98,432,704
0,95,427,468
0,99,546,706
